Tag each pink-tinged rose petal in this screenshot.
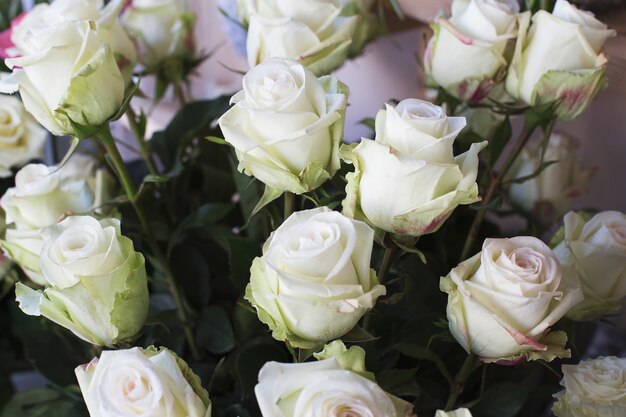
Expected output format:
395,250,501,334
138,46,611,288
504,327,547,351
0,12,28,59
0,28,14,59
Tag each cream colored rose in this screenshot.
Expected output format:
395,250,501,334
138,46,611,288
440,236,583,363
553,356,626,417
436,408,473,417
508,132,594,221
553,211,626,320
243,0,359,76
0,19,127,136
425,0,520,102
0,162,95,285
255,359,415,417
15,216,149,346
122,0,193,68
245,207,385,348
76,347,211,417
0,96,47,178
506,0,615,120
9,0,136,79
218,57,347,194
342,99,486,236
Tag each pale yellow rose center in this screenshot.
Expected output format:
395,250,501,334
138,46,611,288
0,107,23,146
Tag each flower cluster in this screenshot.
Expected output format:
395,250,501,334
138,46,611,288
426,0,615,119
0,1,622,417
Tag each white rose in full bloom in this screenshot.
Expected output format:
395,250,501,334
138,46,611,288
0,162,95,285
0,18,127,136
508,132,594,222
342,99,486,236
76,347,211,417
553,356,626,417
122,0,194,68
255,359,415,417
425,0,520,102
245,207,385,348
440,236,583,363
218,58,348,195
552,211,626,320
15,216,149,346
506,0,615,120
8,0,136,78
436,408,473,417
0,95,47,177
242,0,359,76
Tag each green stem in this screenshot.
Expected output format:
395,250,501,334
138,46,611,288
96,125,201,361
283,192,296,220
125,107,158,176
378,245,398,284
459,123,537,261
444,354,481,411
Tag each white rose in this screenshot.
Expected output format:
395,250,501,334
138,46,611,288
553,211,626,320
436,408,473,417
15,216,149,346
508,132,594,222
440,236,583,363
218,57,348,195
0,162,95,285
342,99,486,236
9,0,136,79
425,0,520,102
506,0,615,120
76,347,211,417
243,0,359,76
553,356,626,417
0,95,47,177
122,0,194,68
255,359,415,417
245,207,386,348
0,19,127,136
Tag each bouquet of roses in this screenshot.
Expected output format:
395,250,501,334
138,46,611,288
0,0,624,417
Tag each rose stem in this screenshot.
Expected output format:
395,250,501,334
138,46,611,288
125,106,159,176
444,353,481,411
459,117,555,261
283,192,296,220
97,124,202,361
378,245,399,284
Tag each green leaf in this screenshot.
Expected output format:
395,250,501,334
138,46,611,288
236,340,289,398
109,80,141,122
488,117,512,167
10,305,90,387
50,137,80,174
249,185,283,222
196,306,236,355
205,136,230,146
358,117,375,132
394,343,454,387
341,325,379,343
226,237,261,292
142,174,170,184
472,382,533,417
0,386,87,417
377,368,421,398
151,97,231,170
176,203,233,234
